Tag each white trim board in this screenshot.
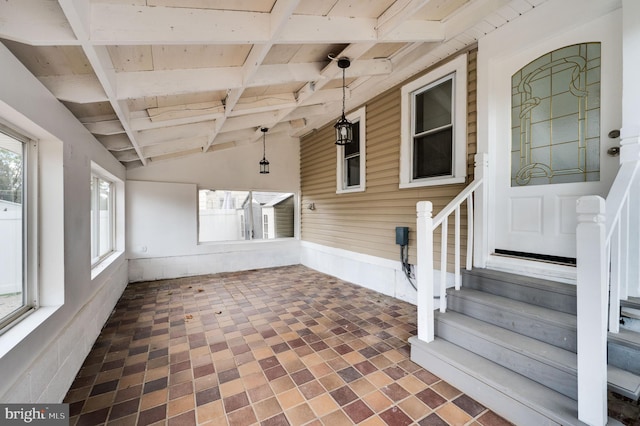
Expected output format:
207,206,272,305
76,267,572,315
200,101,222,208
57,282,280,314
300,241,456,306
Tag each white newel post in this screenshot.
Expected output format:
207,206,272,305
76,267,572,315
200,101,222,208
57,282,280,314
417,201,434,342
473,153,489,268
576,195,607,426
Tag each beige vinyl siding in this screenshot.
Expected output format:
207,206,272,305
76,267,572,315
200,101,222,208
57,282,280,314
301,48,477,270
274,197,294,238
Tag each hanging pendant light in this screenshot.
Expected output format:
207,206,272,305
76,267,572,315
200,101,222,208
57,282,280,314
334,57,353,146
259,127,270,174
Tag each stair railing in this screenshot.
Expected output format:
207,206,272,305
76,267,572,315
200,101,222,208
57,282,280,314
416,153,488,342
576,141,640,425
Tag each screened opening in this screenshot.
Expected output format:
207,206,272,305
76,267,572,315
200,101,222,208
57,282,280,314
199,190,294,242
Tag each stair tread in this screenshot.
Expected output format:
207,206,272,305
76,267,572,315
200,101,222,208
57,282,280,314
607,364,640,399
449,288,577,328
436,310,576,373
409,336,581,425
609,328,640,347
462,268,576,296
621,296,640,310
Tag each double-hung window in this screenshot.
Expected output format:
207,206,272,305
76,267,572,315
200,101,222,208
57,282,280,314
90,172,114,265
336,106,366,193
400,54,467,188
0,126,36,332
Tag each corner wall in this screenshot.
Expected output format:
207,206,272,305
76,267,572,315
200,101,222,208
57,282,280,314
0,42,128,402
125,134,302,282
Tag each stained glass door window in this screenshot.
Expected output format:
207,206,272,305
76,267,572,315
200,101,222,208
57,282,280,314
511,43,601,186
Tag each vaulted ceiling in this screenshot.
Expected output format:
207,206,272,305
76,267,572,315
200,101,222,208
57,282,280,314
0,0,545,168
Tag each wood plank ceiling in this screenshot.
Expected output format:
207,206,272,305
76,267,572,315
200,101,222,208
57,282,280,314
0,0,546,168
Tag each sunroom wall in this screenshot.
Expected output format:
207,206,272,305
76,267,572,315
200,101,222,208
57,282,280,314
300,49,478,303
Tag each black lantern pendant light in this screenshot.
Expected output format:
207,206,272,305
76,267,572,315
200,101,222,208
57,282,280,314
334,57,353,146
259,127,269,174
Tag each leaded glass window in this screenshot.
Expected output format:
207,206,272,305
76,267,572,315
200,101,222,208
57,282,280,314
511,43,601,186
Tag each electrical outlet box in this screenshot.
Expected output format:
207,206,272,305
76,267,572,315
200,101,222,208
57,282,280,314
395,226,409,246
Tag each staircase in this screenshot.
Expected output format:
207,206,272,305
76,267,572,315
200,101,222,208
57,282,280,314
409,268,640,426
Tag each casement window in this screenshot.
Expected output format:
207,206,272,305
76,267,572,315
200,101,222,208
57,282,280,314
198,190,294,242
400,54,467,188
0,126,37,332
90,171,115,266
336,107,366,193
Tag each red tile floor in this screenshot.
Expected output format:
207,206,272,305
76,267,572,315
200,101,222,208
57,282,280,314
64,265,521,425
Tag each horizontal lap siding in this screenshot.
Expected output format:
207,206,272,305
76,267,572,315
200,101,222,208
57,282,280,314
301,49,477,270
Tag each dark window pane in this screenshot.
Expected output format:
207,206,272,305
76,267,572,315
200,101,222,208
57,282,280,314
344,122,360,157
415,79,452,134
346,156,360,187
413,128,453,179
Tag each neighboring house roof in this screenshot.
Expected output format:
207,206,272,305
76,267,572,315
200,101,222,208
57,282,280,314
263,193,294,207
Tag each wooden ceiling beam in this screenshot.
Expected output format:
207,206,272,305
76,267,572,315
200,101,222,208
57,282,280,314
88,3,445,45
58,0,147,165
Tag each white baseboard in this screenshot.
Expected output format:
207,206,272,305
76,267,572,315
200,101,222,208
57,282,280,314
128,239,301,282
300,241,456,305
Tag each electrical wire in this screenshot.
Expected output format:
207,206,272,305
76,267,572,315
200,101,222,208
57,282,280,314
400,245,417,291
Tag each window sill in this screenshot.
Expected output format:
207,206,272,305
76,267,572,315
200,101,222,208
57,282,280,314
0,305,61,359
91,251,124,281
336,186,365,194
399,176,465,189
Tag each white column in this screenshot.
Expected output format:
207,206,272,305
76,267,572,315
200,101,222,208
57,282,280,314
621,0,640,297
416,201,434,342
473,153,489,268
576,195,607,426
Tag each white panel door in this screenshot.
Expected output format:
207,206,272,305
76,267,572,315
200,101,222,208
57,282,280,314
493,14,621,259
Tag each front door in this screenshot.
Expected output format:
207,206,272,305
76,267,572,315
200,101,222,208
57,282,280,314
493,13,621,261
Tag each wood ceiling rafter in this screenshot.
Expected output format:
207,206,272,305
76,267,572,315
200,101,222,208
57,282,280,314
0,0,547,165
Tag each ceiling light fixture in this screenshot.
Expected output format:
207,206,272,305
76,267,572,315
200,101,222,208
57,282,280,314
259,127,270,174
334,57,353,146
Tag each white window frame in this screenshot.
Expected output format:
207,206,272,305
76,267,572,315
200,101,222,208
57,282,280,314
400,54,467,188
0,125,38,334
336,106,366,194
90,165,116,268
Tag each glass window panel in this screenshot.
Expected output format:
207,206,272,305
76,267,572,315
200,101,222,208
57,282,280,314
0,135,25,323
90,178,96,260
529,75,551,99
344,122,360,157
414,79,452,134
530,97,551,124
413,128,453,179
551,141,580,170
531,121,552,148
551,114,580,144
553,91,580,118
551,67,574,96
346,157,360,187
98,179,112,258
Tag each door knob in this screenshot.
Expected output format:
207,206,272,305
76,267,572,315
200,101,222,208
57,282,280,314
607,146,620,156
608,129,620,139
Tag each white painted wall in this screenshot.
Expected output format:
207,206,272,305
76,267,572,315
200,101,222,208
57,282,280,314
125,136,301,282
0,43,127,402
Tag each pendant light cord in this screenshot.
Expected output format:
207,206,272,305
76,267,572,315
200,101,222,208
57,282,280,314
341,67,346,118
